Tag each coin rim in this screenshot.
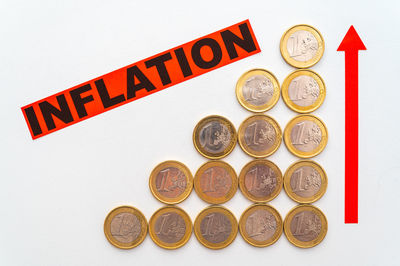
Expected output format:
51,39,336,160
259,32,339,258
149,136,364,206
239,203,283,247
193,115,237,159
149,160,193,204
194,205,238,249
239,159,283,203
148,206,193,249
281,69,326,113
283,114,328,158
104,205,148,249
194,160,238,204
280,24,325,69
283,204,328,248
283,160,328,203
238,114,282,158
235,68,281,113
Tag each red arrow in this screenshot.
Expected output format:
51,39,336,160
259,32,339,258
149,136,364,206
337,26,366,224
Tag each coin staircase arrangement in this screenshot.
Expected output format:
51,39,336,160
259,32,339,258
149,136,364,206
104,24,328,250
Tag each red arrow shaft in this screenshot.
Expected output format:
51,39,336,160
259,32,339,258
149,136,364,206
345,50,359,223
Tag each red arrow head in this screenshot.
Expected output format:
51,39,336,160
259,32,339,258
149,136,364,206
337,25,367,51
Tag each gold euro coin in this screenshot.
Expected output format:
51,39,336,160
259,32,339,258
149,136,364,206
194,161,238,204
194,205,238,249
283,114,328,158
193,115,237,159
235,69,280,112
104,206,147,249
239,159,283,203
284,160,327,203
239,204,283,247
281,69,326,113
284,205,327,248
148,206,192,249
238,115,282,158
280,24,324,68
149,160,193,204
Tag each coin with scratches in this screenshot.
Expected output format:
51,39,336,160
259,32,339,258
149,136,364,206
284,204,327,248
149,206,192,249
104,206,147,249
149,160,193,204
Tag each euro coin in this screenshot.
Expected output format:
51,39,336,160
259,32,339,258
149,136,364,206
193,115,237,159
235,69,280,112
283,114,328,158
104,206,147,249
239,204,283,247
194,161,238,204
284,205,327,248
281,69,326,113
148,206,192,249
238,114,282,158
194,205,238,249
284,160,327,203
239,159,283,203
280,24,324,68
149,160,193,204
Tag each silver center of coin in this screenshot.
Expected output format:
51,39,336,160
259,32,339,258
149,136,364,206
287,30,318,62
290,120,322,152
244,164,277,198
244,120,276,151
199,121,231,154
290,211,322,242
245,209,277,242
200,212,232,243
290,166,321,197
155,167,187,198
288,75,320,106
110,212,141,243
242,75,274,106
154,212,186,243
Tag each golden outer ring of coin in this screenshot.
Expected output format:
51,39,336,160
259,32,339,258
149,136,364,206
148,206,192,249
239,159,283,203
193,115,237,159
281,69,326,113
235,69,281,112
239,204,283,247
194,205,238,249
238,114,282,158
194,161,238,204
283,114,328,158
149,160,193,204
104,205,148,249
283,160,328,203
280,24,325,68
283,204,328,248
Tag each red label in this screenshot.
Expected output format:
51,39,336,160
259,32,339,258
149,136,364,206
21,20,260,139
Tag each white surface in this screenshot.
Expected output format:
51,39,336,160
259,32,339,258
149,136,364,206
1,0,399,265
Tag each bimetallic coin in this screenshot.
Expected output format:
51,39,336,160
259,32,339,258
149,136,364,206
284,115,328,158
280,25,325,68
194,161,238,204
149,161,193,204
239,160,283,203
239,204,283,247
149,206,192,249
238,115,282,158
193,115,237,159
282,69,326,113
194,205,238,249
284,160,327,203
284,205,327,248
104,206,147,249
236,69,280,112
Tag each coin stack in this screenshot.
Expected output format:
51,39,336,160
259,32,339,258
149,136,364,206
103,24,328,250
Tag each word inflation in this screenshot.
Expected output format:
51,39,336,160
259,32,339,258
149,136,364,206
21,20,260,139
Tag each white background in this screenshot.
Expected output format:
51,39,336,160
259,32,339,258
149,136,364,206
1,0,399,265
